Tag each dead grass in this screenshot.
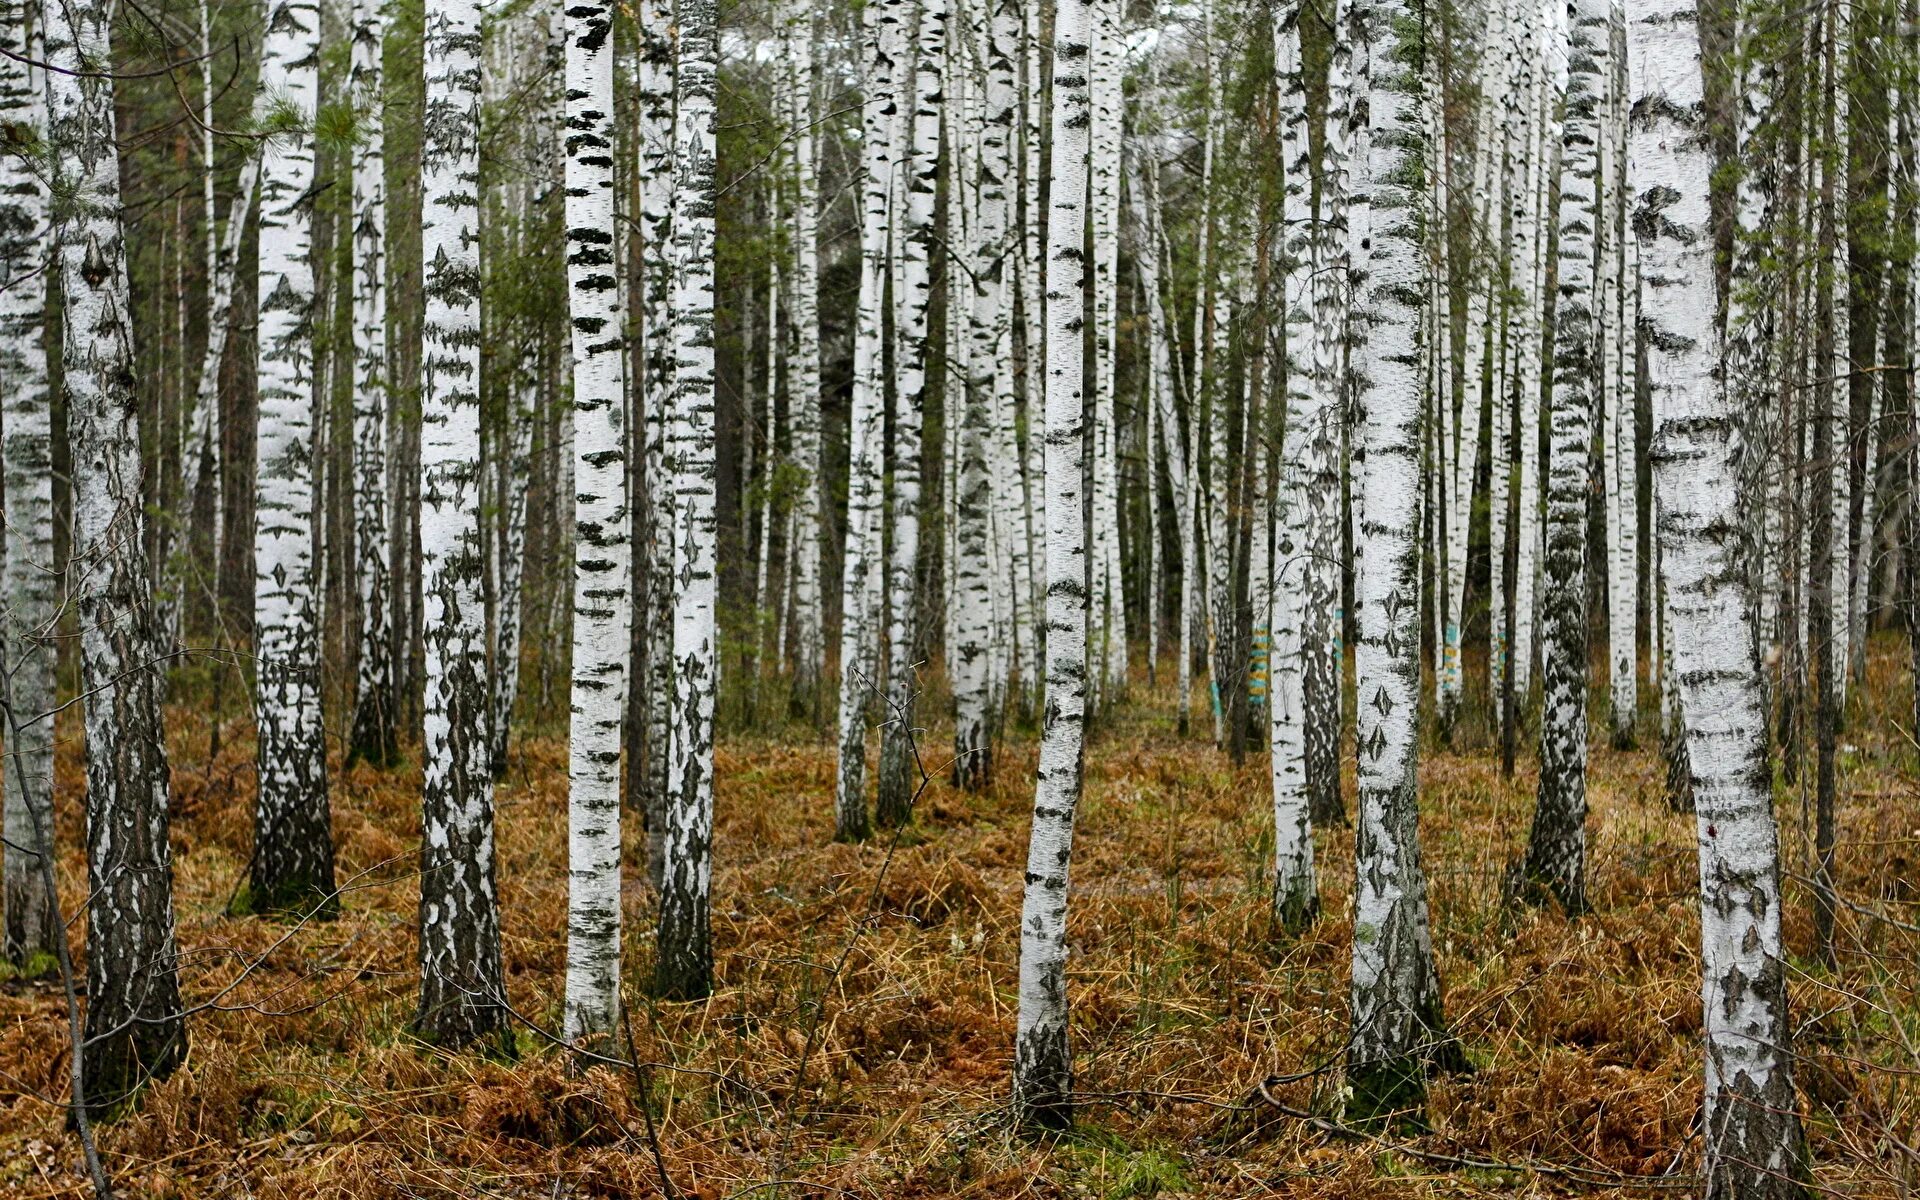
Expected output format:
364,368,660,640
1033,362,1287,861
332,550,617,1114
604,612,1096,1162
0,638,1915,1198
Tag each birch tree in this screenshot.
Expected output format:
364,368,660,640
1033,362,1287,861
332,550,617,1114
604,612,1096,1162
561,0,631,1046
658,0,720,1001
0,2,56,965
1014,0,1090,1128
636,0,675,883
787,0,826,712
1522,0,1601,915
836,0,903,842
1268,0,1320,932
1627,0,1811,1188
416,0,509,1049
251,0,336,914
954,0,1019,788
1346,0,1456,1124
1304,0,1353,826
348,0,397,769
46,0,189,1104
877,0,946,828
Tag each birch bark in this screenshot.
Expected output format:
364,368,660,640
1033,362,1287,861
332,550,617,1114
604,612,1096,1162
46,0,190,1104
0,4,56,963
252,0,335,913
561,0,631,1045
1627,0,1811,1187
1346,0,1454,1124
1014,0,1090,1129
1522,0,1602,914
415,0,509,1050
877,0,946,828
348,0,397,768
836,0,903,841
658,0,720,1001
1269,0,1319,931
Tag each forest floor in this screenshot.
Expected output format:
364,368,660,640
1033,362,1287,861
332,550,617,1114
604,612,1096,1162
0,641,1917,1199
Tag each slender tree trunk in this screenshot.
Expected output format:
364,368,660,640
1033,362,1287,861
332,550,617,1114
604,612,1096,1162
837,0,902,842
1627,0,1811,1189
1522,0,1602,915
1268,0,1319,933
635,0,675,885
348,0,398,768
1014,0,1090,1129
561,0,632,1047
787,0,826,714
877,0,947,828
1305,0,1351,828
954,0,1018,789
250,0,336,915
1345,0,1454,1126
658,0,720,1001
0,5,56,966
415,0,509,1050
47,0,190,1106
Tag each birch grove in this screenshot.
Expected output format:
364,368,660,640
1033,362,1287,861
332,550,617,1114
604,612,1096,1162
6,0,1913,1192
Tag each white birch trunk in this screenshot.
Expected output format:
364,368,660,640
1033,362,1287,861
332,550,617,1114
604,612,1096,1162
416,0,508,1049
1345,0,1452,1123
637,0,675,884
1089,0,1125,697
658,0,720,1001
788,0,826,707
46,0,189,1102
348,0,397,768
1268,0,1319,931
1627,0,1810,1187
1306,0,1352,825
836,0,904,841
251,0,335,912
1522,0,1602,914
0,5,56,963
1014,0,1090,1128
954,0,1018,788
561,0,631,1046
1604,0,1637,746
876,0,947,827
